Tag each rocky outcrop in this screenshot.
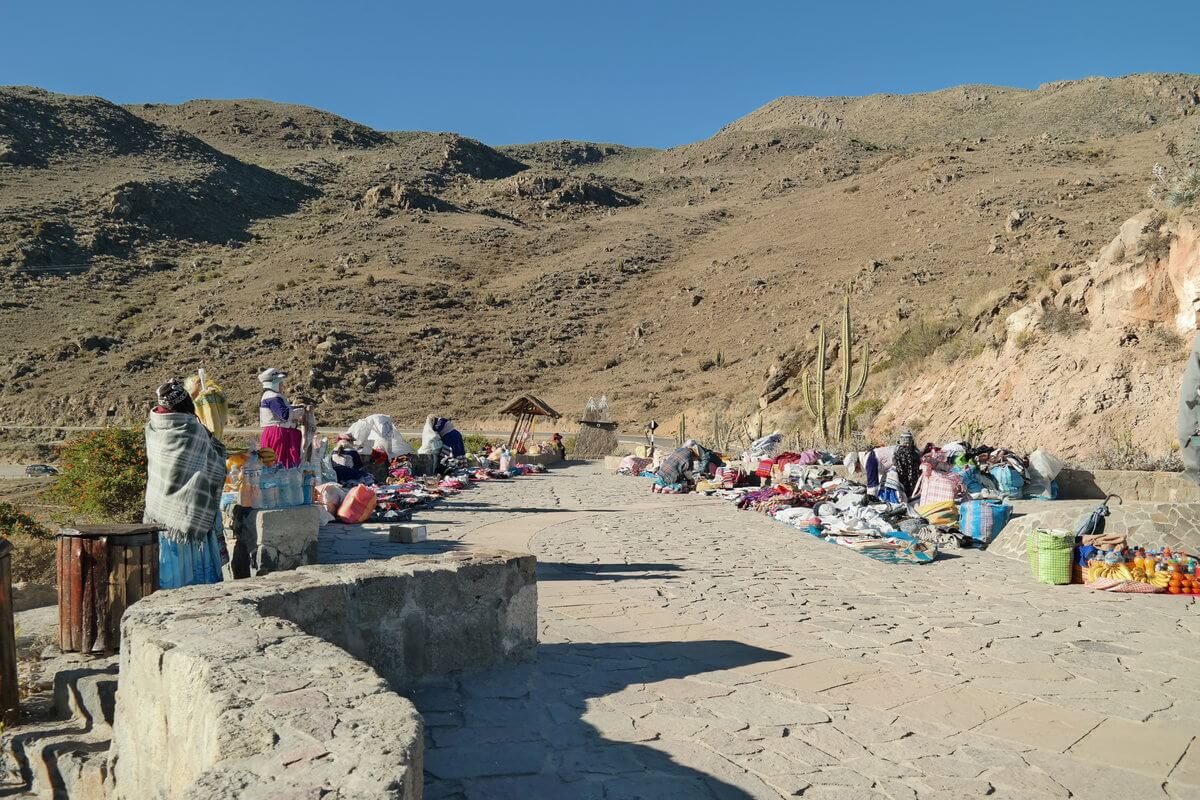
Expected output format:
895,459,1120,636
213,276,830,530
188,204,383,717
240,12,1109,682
875,210,1200,461
498,171,638,208
355,181,455,213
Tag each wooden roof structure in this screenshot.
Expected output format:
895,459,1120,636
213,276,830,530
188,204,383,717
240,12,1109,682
497,395,561,419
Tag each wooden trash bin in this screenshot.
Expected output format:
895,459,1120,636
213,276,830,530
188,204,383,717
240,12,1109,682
0,539,18,721
57,525,161,654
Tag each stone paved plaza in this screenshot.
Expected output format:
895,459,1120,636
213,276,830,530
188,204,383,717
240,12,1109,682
318,464,1200,799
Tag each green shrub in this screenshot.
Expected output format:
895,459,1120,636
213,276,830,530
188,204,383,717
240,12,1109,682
886,319,955,370
1,503,56,585
0,502,51,540
462,433,496,454
46,428,147,523
1041,306,1086,334
1098,431,1183,472
850,398,884,429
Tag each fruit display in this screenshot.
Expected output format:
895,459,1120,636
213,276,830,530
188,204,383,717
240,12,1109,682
1084,547,1198,595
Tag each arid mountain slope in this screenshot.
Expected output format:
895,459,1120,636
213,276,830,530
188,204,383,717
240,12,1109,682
0,75,1198,462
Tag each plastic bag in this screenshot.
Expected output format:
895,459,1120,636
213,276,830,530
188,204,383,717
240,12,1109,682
186,369,228,440
1025,449,1064,498
316,482,345,516
347,414,414,458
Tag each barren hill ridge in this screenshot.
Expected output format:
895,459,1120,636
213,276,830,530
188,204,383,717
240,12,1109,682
1,74,1198,462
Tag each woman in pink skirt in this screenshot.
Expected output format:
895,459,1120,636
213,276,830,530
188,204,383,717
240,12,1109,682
258,367,303,467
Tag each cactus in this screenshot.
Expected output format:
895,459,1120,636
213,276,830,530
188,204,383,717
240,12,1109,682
834,288,871,441
677,412,687,446
801,324,828,441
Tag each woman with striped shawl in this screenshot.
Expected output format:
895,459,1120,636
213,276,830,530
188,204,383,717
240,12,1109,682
144,380,227,589
653,442,698,493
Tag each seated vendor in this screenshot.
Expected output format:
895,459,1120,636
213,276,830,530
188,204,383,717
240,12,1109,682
331,433,372,484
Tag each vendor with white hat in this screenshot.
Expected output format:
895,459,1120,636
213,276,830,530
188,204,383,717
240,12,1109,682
257,367,303,468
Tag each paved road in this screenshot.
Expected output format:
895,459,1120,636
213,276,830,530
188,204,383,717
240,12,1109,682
318,463,1198,800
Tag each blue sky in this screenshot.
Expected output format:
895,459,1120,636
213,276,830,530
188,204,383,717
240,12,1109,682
3,1,1197,148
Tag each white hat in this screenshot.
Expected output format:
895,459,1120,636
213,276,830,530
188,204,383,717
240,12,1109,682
258,367,287,384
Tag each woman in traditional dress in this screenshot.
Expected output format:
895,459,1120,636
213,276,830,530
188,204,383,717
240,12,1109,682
258,367,303,468
432,417,466,459
144,380,227,589
653,443,698,493
878,431,920,505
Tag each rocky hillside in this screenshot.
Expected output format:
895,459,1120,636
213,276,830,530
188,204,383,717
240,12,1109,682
874,209,1199,461
0,75,1198,462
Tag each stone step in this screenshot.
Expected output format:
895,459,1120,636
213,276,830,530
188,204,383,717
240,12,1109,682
53,662,117,730
0,659,117,799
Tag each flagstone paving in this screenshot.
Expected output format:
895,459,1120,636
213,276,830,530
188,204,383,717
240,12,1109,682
318,463,1199,799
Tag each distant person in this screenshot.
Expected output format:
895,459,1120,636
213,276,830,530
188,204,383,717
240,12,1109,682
550,432,567,460
653,443,698,493
257,367,304,468
144,380,226,589
331,433,371,484
433,417,466,459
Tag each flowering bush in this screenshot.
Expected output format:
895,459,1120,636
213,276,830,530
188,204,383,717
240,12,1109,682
46,428,147,522
0,502,50,540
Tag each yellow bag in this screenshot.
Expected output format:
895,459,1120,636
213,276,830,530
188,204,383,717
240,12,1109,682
187,370,228,440
917,500,959,526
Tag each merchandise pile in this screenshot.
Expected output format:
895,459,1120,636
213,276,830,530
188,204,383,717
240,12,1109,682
224,412,550,528
622,431,1196,595
618,434,1054,566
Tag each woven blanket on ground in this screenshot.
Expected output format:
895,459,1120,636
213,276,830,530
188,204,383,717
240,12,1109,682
619,456,652,475
145,412,227,542
1086,577,1163,593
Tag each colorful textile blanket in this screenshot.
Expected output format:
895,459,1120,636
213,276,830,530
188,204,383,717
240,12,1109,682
144,412,226,542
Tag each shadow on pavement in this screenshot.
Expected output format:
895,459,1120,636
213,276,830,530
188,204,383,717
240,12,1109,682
537,562,684,581
413,639,789,800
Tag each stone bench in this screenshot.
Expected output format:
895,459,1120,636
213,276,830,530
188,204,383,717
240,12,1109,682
226,504,320,578
110,550,537,800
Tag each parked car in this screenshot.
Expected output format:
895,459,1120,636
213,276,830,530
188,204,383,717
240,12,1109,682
24,464,57,477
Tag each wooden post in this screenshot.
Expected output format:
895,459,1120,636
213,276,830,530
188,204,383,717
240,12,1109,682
0,540,18,723
57,525,162,654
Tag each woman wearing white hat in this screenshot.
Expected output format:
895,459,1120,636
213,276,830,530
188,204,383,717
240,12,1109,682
258,367,303,468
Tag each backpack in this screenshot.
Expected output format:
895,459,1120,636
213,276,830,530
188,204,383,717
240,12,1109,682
1074,494,1122,537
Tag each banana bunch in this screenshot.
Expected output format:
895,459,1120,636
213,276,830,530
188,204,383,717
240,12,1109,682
1086,562,1169,588
1086,563,1141,583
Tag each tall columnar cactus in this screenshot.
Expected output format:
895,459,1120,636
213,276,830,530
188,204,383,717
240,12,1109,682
677,412,687,447
801,324,828,441
834,289,870,441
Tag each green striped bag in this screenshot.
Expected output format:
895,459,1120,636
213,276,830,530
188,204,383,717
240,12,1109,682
1027,528,1074,585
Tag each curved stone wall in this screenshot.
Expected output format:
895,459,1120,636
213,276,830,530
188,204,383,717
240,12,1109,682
988,501,1200,561
108,550,537,800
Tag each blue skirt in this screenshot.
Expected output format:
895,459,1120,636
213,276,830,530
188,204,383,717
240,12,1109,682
160,515,225,589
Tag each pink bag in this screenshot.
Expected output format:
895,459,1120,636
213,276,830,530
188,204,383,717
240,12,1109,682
336,484,377,523
315,482,345,516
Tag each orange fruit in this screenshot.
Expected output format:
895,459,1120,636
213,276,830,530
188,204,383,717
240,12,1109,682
1169,586,1182,594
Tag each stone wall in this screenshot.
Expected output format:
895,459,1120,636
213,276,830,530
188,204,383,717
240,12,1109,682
1056,468,1200,502
109,550,537,800
988,500,1200,561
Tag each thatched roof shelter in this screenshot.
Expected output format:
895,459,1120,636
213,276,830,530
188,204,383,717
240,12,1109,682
497,395,562,419
498,395,562,447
